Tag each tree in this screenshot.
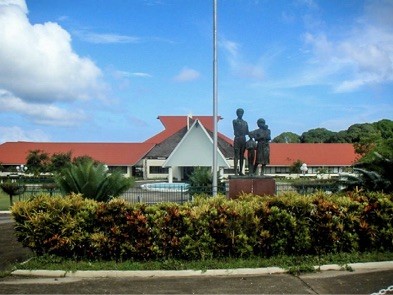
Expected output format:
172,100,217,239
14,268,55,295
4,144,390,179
0,180,26,206
346,123,377,143
340,168,391,193
50,152,72,172
55,159,134,202
300,128,336,143
327,130,350,143
289,160,303,173
73,155,101,166
26,150,50,176
272,132,300,143
373,119,393,140
353,136,393,192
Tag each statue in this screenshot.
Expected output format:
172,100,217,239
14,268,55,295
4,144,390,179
232,108,249,176
246,136,257,175
250,118,271,175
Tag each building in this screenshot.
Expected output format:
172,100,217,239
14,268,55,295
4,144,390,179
0,115,360,180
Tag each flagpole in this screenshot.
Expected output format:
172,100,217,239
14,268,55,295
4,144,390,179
212,0,218,196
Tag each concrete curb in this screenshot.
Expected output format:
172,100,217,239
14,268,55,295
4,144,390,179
11,261,393,278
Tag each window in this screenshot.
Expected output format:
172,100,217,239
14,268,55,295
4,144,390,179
149,166,168,174
224,168,235,174
274,167,290,174
108,166,127,174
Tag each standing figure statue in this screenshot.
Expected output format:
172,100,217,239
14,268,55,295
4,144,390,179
246,136,257,175
250,118,271,175
232,108,249,176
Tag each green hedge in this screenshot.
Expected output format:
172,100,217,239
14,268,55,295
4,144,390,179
11,191,393,261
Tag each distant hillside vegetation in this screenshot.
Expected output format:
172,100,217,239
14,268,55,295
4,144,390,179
272,119,393,144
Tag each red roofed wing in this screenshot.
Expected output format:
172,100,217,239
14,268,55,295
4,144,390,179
270,143,360,166
0,142,155,166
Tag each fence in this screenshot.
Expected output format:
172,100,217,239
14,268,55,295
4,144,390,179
2,182,339,207
121,182,330,204
121,187,192,204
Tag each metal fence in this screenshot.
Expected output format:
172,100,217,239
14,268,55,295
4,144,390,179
5,184,60,204
121,183,314,204
121,188,192,204
3,182,339,207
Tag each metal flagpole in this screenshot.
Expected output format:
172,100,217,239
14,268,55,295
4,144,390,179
212,0,218,196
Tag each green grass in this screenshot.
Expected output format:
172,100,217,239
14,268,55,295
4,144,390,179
0,190,61,211
0,191,10,211
16,251,393,275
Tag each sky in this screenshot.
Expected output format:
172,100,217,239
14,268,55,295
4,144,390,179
0,0,392,143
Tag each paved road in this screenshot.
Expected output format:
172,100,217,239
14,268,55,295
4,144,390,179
0,269,392,294
0,213,12,224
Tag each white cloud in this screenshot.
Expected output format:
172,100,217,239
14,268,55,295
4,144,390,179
220,39,240,59
0,126,50,144
0,0,106,102
131,72,153,78
220,38,265,81
173,67,200,82
302,2,393,92
0,89,86,126
78,32,140,44
113,70,152,79
0,0,27,13
364,0,393,28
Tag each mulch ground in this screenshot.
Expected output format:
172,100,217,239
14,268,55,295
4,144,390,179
0,219,33,272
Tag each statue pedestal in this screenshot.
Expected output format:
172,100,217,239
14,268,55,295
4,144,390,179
228,176,276,199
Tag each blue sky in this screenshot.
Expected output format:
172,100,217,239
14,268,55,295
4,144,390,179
0,0,392,143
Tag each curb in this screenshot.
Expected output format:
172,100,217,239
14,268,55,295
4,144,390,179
11,261,393,278
10,268,285,278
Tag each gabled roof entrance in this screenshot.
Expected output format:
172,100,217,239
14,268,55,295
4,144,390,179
163,120,230,168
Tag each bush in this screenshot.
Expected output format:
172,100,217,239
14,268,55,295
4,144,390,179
55,159,134,202
0,180,26,205
11,191,393,261
188,167,226,195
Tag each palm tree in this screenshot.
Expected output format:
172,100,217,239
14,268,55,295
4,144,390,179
339,168,391,192
55,159,134,202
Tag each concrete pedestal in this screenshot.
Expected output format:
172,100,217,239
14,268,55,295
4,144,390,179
228,176,276,199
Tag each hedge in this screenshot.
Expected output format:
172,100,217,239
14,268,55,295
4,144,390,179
11,191,393,261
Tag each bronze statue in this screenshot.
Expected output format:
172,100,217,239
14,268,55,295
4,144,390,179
246,136,257,175
232,108,249,175
250,118,271,175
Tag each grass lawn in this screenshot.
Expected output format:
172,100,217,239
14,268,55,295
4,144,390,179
0,190,59,211
0,191,11,211
15,251,393,275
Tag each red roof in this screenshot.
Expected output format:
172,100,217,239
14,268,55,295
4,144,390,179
144,115,232,144
0,142,359,167
0,115,360,168
0,142,155,166
270,143,359,166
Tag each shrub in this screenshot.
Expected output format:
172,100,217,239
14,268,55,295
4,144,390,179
11,191,393,261
188,167,226,195
55,159,134,202
12,193,99,258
